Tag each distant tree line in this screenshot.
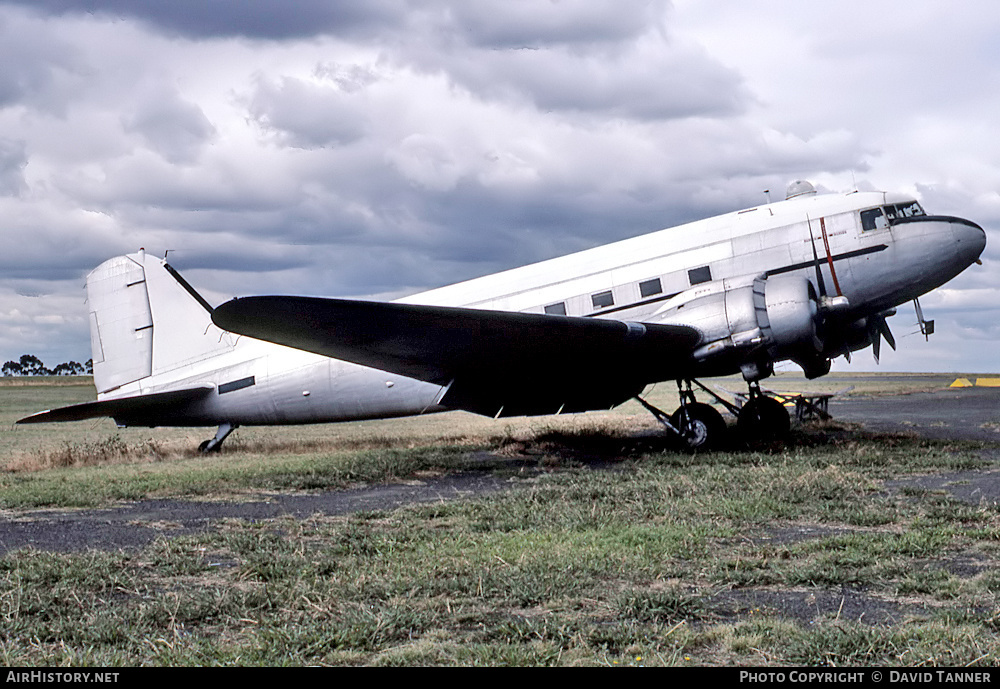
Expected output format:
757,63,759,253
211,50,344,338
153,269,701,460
2,355,93,376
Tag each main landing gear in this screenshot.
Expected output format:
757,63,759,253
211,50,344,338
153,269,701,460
635,381,726,450
635,379,791,450
199,422,238,453
735,382,791,443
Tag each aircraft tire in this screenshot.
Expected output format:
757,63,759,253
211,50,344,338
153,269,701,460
670,402,726,451
736,396,790,444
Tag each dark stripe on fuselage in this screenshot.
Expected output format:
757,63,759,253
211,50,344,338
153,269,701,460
764,244,888,277
891,215,983,231
586,291,682,317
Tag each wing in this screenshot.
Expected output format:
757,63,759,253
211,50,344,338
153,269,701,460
17,385,214,426
212,296,700,417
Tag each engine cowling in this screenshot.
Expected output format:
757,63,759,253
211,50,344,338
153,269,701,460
654,275,824,379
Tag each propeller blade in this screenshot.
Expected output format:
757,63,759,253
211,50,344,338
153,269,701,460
877,315,896,351
806,217,828,298
868,313,896,363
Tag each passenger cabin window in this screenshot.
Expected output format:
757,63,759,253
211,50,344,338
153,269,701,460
591,290,614,309
688,266,712,285
860,207,887,231
544,302,567,315
639,278,662,298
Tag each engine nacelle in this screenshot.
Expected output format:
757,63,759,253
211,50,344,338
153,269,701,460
655,275,823,379
764,275,823,358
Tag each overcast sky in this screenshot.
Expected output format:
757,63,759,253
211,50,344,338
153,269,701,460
1,0,997,374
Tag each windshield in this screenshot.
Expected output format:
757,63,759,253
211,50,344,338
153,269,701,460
884,201,926,223
860,201,926,231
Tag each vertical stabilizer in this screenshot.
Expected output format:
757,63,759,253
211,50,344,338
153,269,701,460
87,251,236,395
88,254,153,393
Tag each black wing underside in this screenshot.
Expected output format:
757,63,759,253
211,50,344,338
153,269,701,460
213,296,700,417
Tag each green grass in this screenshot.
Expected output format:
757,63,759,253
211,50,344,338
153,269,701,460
1,376,1000,666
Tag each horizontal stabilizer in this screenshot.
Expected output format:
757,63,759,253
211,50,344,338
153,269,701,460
212,296,700,416
16,386,214,425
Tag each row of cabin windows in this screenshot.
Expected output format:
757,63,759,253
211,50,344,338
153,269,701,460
542,265,713,316
538,202,925,315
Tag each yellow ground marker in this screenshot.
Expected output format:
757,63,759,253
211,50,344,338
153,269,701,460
976,378,1000,387
950,378,974,387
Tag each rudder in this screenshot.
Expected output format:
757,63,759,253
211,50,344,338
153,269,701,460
87,250,235,395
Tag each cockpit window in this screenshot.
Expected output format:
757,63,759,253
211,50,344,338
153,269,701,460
860,207,887,231
861,201,926,231
884,201,926,223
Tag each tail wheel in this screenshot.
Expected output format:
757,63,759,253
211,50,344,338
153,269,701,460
736,396,790,443
199,422,237,453
670,402,727,450
199,439,222,454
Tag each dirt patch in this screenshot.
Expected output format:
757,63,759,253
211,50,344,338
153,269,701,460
711,586,933,627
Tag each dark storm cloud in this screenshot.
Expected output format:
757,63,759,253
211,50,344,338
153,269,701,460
0,0,406,39
442,1,669,49
0,138,28,196
3,0,672,44
247,75,368,149
0,13,79,114
432,43,747,120
402,1,749,121
122,87,217,164
0,254,98,281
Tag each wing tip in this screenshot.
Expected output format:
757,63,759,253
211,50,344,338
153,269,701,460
15,385,215,425
15,410,55,425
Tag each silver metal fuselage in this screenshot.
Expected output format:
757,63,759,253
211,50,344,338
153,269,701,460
107,189,987,427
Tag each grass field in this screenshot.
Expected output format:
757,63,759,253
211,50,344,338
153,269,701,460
2,374,999,666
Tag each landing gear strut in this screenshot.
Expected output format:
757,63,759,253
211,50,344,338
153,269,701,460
199,422,238,453
636,380,730,450
735,383,790,444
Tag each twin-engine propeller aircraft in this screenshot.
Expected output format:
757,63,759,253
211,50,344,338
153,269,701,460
19,181,986,451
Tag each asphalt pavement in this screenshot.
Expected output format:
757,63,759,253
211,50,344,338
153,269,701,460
831,385,1000,442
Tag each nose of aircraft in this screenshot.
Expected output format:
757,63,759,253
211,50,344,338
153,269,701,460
953,218,987,266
